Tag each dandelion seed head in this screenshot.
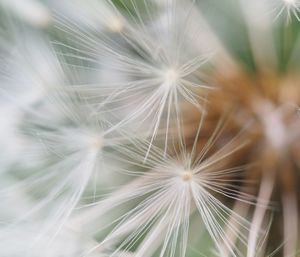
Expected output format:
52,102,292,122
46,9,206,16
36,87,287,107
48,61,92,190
3,1,300,256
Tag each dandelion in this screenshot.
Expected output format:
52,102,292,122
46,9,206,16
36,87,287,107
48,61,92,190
72,118,257,257
0,0,300,256
54,0,213,154
0,98,141,242
0,26,140,243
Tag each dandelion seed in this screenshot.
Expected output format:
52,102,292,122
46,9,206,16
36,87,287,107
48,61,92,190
54,0,212,153
0,87,139,245
75,118,256,257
